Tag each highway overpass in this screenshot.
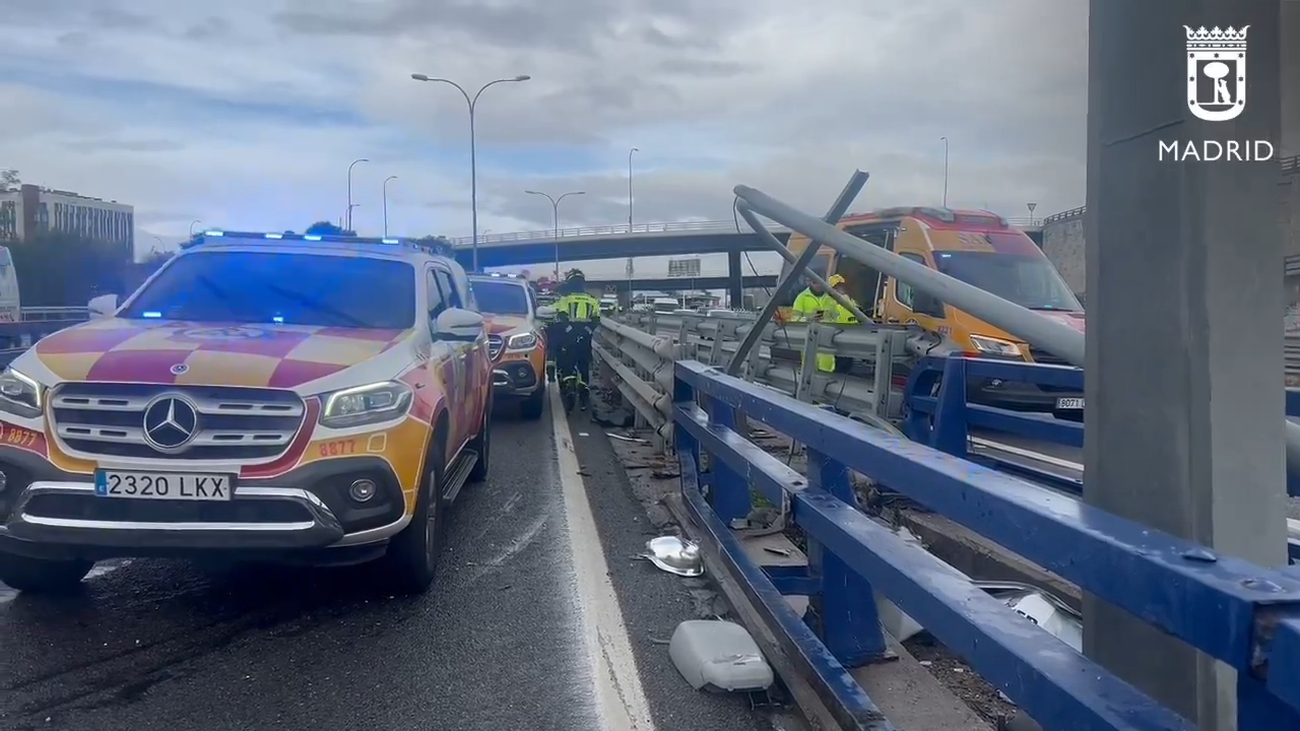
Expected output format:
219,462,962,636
447,216,1044,270
586,274,778,294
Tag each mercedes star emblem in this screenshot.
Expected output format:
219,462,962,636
142,395,199,452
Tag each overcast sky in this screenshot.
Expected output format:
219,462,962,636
0,0,1089,277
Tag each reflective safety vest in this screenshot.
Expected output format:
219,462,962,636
790,288,836,372
830,294,860,324
556,293,601,321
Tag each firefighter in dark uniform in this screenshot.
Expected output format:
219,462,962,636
548,271,602,411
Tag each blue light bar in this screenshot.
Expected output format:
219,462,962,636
142,311,163,318
183,230,436,251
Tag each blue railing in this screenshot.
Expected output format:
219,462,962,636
902,355,1300,562
902,356,1084,493
673,358,1300,730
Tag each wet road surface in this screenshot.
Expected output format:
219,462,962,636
0,395,795,731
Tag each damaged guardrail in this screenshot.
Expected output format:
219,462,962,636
594,311,911,453
673,358,1300,731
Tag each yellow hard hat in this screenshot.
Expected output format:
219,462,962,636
828,274,846,287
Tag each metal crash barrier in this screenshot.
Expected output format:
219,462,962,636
673,358,1300,730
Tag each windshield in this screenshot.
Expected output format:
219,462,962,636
470,279,531,315
121,251,417,329
935,252,1081,311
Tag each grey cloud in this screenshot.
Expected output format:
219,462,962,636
64,139,187,154
274,0,629,55
184,17,234,41
56,32,91,48
655,58,750,78
90,7,154,29
4,0,1092,243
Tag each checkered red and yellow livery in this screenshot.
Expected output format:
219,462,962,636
0,230,493,596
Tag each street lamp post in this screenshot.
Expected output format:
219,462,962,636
940,136,949,207
346,158,368,232
410,73,532,272
525,189,585,280
383,175,398,237
188,220,202,237
626,147,638,296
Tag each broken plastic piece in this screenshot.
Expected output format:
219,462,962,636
669,620,774,692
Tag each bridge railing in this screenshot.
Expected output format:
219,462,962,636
1039,154,1300,226
447,215,1043,247
674,358,1300,730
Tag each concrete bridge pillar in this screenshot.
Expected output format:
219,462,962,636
1084,2,1288,729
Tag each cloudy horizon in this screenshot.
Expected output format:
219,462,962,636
0,0,1089,277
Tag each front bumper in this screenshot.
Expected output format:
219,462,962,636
0,447,411,562
491,359,541,397
967,377,1082,412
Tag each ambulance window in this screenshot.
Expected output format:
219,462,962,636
894,253,928,308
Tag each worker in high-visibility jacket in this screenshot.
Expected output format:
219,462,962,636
791,276,837,372
828,273,859,373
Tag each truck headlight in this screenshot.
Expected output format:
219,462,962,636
319,381,413,428
506,332,538,350
968,335,1022,358
0,368,42,419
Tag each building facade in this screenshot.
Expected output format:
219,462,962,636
0,184,134,256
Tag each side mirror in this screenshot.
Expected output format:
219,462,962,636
88,294,119,319
535,305,556,320
432,308,484,342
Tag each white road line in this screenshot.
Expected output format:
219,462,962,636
969,436,1083,472
549,389,658,731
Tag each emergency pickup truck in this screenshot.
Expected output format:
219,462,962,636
0,231,492,595
468,273,553,420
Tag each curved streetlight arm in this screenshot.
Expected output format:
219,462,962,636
524,189,558,208
412,75,530,112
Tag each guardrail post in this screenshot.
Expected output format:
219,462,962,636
672,369,700,482
705,398,754,526
930,357,970,456
796,323,819,403
803,446,889,666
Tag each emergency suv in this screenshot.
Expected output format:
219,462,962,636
0,231,492,595
467,273,552,420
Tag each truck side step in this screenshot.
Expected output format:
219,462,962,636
440,450,478,504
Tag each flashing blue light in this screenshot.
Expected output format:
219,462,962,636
303,235,322,241
264,233,283,239
381,238,399,244
203,230,224,237
142,311,163,318
272,315,285,324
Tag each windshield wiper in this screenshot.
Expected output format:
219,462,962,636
264,284,371,328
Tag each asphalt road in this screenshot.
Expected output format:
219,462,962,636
0,397,794,731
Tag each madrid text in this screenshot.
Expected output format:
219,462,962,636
1158,139,1275,162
